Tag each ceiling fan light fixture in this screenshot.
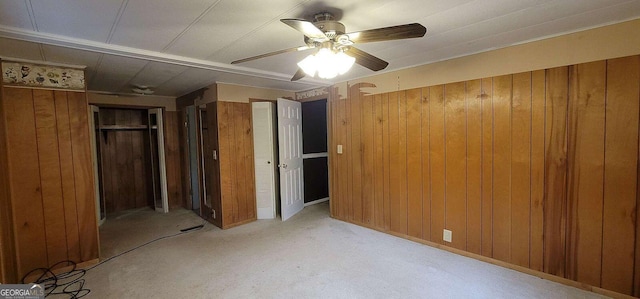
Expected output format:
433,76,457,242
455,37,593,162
297,48,355,80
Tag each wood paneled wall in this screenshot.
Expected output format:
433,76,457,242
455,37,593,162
214,101,256,228
0,80,17,283
329,55,640,296
99,109,183,213
100,109,153,213
163,111,184,209
0,87,98,280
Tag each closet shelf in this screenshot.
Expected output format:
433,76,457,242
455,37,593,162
100,124,148,131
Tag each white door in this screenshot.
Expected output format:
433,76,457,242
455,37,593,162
277,98,304,221
252,102,278,219
148,108,169,213
89,105,106,226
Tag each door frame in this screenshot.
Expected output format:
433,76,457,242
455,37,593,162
148,108,170,213
88,105,106,226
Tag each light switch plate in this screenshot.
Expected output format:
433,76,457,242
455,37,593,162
443,229,452,242
337,144,343,154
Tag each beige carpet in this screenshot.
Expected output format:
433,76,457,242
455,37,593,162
85,202,607,298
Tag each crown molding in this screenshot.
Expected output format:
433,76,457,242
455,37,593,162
0,25,328,86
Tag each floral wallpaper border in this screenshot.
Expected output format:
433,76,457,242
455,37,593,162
2,61,85,90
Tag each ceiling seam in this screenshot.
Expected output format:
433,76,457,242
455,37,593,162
86,54,104,86
24,0,38,31
162,0,224,52
38,43,46,61
206,0,314,61
106,0,129,43
153,0,225,92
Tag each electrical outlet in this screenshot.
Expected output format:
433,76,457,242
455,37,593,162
337,144,343,154
443,229,452,243
213,209,216,219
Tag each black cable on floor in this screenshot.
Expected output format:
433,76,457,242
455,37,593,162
21,221,206,298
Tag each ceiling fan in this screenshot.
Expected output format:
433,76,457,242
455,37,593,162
231,12,427,81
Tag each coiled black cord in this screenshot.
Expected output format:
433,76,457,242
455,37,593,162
21,222,206,298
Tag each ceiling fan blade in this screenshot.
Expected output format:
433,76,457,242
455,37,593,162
344,23,426,44
291,68,306,81
231,46,312,64
346,47,389,71
281,18,329,41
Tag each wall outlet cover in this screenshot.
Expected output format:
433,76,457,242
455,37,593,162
443,229,452,242
337,144,343,154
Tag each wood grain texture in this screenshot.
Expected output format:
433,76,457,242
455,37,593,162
68,92,99,263
429,86,446,243
348,84,363,223
165,111,184,209
530,70,546,272
444,82,467,250
565,61,606,286
373,94,384,229
33,90,68,267
481,78,494,258
543,66,569,277
361,95,374,225
492,75,512,262
601,56,639,294
206,102,222,228
393,91,408,235
511,72,532,268
217,102,234,225
420,87,431,241
326,54,640,297
53,92,81,263
3,88,47,277
0,84,17,283
466,80,482,255
406,88,423,239
214,102,256,228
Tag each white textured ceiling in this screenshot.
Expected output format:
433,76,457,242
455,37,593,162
0,0,639,97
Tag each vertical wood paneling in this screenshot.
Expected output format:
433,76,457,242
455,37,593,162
361,95,374,225
233,104,248,221
163,111,183,209
444,82,467,250
394,91,408,234
382,93,391,231
345,95,353,220
530,70,546,272
466,80,482,255
213,102,256,228
511,72,532,268
544,66,569,277
407,88,423,239
492,75,512,261
349,85,363,223
390,91,409,234
601,56,640,294
0,82,17,283
3,88,47,277
33,90,68,267
242,104,256,219
373,95,384,228
430,86,446,243
565,61,606,286
217,102,233,224
329,100,338,217
53,92,80,263
421,87,431,241
328,55,640,297
339,99,348,219
68,92,98,262
481,78,494,257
